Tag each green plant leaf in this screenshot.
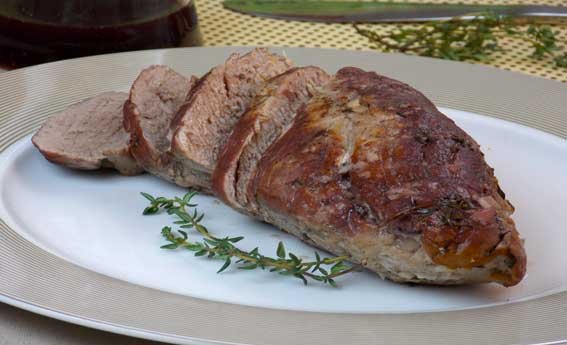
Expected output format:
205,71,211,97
276,241,286,259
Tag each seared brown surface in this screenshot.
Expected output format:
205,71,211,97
171,48,293,190
32,91,142,175
124,65,200,188
212,66,330,215
253,67,526,286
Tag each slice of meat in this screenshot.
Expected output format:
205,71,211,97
170,48,293,191
212,66,330,216
32,91,143,175
123,65,200,187
252,67,526,286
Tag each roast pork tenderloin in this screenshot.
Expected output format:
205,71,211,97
31,53,527,287
213,66,330,216
170,48,293,191
249,67,526,286
123,65,200,188
32,91,143,175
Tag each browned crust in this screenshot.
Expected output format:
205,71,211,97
211,67,304,209
170,71,211,132
254,67,526,286
213,67,330,214
123,100,157,170
124,98,212,192
212,104,258,209
123,96,175,176
33,129,142,175
123,66,204,188
170,48,293,175
31,142,99,170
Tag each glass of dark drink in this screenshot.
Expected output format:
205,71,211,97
0,0,202,69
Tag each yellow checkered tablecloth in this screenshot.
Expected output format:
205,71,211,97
196,0,567,82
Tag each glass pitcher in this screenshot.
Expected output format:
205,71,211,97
0,0,201,69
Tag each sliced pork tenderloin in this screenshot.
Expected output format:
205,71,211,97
251,67,526,286
170,48,293,191
32,91,143,175
212,66,330,216
123,65,200,188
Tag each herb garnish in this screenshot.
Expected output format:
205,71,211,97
141,191,358,286
354,12,567,69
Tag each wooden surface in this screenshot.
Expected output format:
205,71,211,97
0,303,165,345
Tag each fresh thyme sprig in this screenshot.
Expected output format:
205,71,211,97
141,191,358,286
354,12,567,69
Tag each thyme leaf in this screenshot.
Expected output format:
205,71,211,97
354,12,567,70
142,191,359,286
